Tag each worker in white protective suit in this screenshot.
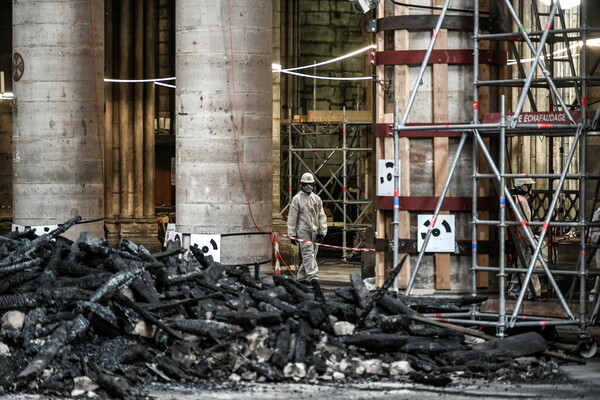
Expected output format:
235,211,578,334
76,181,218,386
287,172,328,300
590,207,600,301
507,177,542,299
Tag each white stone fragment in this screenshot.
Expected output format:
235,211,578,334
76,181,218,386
0,342,10,357
332,371,345,380
132,321,157,338
363,359,384,375
72,376,99,396
389,360,413,375
2,311,25,331
333,321,355,336
283,362,307,381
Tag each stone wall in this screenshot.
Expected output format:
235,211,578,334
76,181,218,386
297,1,367,113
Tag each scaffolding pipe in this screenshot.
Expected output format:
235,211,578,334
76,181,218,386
343,107,348,262
474,266,600,276
504,0,571,128
392,101,400,292
471,0,480,319
405,133,468,295
498,97,507,337
473,129,576,322
288,109,293,210
578,0,590,337
509,127,583,327
501,0,576,126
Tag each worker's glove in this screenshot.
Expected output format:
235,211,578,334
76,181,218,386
316,234,324,243
291,239,297,246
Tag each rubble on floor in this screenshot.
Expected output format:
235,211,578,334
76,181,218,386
0,217,570,398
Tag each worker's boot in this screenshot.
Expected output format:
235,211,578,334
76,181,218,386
310,279,326,303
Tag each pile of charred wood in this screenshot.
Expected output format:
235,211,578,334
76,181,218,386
0,217,569,398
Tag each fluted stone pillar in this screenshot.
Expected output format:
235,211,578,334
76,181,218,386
175,1,273,264
12,0,104,239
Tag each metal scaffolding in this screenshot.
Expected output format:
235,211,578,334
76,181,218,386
280,109,373,261
389,0,600,347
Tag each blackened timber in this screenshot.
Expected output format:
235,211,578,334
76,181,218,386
0,216,81,268
90,266,145,302
0,270,41,293
343,333,411,351
294,320,310,363
151,246,186,259
271,322,292,368
378,293,416,316
273,274,312,302
350,273,370,309
0,293,37,310
169,318,244,338
18,315,89,382
473,331,548,357
356,255,408,327
144,292,222,311
248,360,284,382
114,293,183,339
227,310,283,327
0,258,43,276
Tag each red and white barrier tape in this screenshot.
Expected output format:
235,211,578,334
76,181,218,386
278,233,375,252
271,233,282,274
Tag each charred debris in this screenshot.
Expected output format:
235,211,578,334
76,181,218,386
0,217,571,398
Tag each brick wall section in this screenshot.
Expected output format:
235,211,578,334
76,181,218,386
298,1,367,112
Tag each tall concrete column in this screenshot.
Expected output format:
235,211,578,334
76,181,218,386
176,1,273,264
12,0,104,239
0,2,12,231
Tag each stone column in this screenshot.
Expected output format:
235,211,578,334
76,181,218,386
176,1,273,264
0,2,12,230
12,0,104,239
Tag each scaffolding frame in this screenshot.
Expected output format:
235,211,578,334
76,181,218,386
280,109,373,261
385,0,600,341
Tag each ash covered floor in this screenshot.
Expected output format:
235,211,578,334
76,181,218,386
1,217,598,399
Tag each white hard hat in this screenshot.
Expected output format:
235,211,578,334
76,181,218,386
300,172,315,184
514,177,535,187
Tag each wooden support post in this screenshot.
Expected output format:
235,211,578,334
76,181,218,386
375,0,387,288
476,0,491,288
433,0,451,290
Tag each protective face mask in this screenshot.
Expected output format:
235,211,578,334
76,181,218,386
302,184,313,193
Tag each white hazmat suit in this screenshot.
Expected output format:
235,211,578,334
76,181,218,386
287,187,327,282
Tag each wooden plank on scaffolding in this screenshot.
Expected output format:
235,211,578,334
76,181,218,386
307,110,372,123
395,2,411,289
433,0,451,290
374,0,387,288
477,0,491,287
481,299,578,319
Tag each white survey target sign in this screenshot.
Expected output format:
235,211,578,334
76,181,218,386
417,214,455,252
11,224,58,235
377,159,397,196
190,234,221,262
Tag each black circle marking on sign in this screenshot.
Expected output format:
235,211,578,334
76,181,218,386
421,218,452,240
13,52,24,82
